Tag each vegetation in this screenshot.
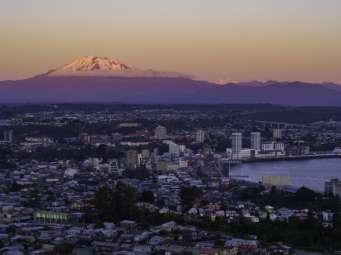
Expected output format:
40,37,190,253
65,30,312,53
92,183,138,222
55,242,75,254
87,182,341,252
196,213,341,252
236,185,341,211
180,186,203,211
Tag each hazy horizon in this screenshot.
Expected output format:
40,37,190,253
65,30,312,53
1,0,341,83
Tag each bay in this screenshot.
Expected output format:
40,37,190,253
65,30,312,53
231,158,341,191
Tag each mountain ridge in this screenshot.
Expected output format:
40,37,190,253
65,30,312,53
0,56,341,106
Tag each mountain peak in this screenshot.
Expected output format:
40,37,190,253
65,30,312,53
45,56,189,79
47,56,135,76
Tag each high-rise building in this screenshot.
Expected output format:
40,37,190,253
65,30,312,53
155,125,167,140
273,128,282,140
126,150,138,170
3,130,13,143
250,132,261,151
231,132,242,158
196,129,205,143
325,179,341,196
179,144,186,153
169,141,180,156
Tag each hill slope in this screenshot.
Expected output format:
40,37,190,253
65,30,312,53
0,76,341,106
1,56,341,105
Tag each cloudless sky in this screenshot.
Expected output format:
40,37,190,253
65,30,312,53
1,0,341,83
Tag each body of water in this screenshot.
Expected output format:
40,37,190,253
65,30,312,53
231,158,341,192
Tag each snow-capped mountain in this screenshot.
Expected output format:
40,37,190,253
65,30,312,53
50,56,134,73
1,56,341,105
46,56,188,78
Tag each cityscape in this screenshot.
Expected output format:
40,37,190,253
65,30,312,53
0,105,340,254
2,0,341,254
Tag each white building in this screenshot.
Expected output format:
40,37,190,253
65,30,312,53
250,132,261,151
137,153,143,166
238,149,253,159
84,157,100,170
262,141,275,151
262,142,285,153
168,141,180,156
155,125,167,140
325,179,341,196
273,128,283,140
64,168,78,178
334,147,341,154
231,132,242,159
179,158,188,168
196,129,205,143
179,144,186,153
274,142,285,152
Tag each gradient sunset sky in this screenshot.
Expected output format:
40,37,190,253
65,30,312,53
1,0,341,83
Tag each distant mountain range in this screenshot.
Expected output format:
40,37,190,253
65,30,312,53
1,56,341,106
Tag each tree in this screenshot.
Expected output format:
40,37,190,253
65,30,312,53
141,190,155,203
93,182,138,222
93,185,114,221
333,213,341,229
295,186,318,203
6,225,16,236
180,186,203,211
55,242,75,254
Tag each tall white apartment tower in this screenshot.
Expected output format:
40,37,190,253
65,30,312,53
273,128,282,140
231,132,242,157
196,129,205,143
169,141,180,156
250,132,261,151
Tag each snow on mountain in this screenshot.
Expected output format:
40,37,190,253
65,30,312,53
1,56,341,105
46,56,189,78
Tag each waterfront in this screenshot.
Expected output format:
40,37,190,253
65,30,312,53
231,158,341,191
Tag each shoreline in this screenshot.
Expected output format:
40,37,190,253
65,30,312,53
230,157,341,192
242,154,341,163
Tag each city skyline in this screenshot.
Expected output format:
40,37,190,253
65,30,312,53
1,0,341,83
1,1,341,251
